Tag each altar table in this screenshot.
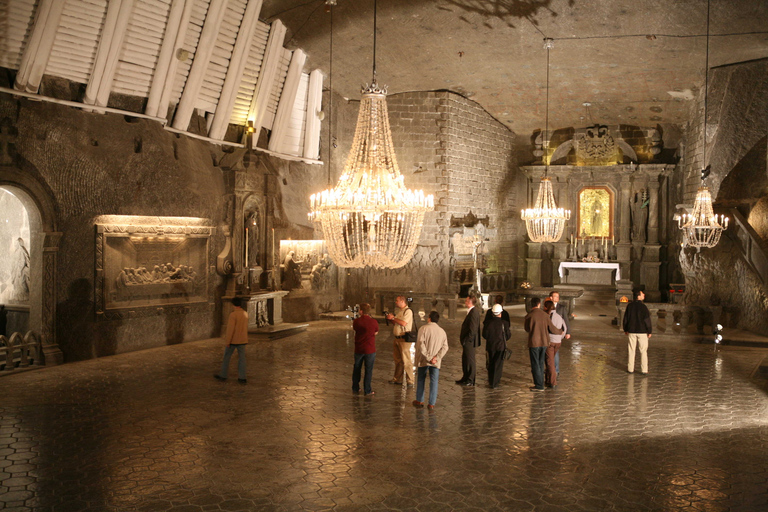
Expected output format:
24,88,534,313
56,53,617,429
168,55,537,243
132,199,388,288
558,262,621,285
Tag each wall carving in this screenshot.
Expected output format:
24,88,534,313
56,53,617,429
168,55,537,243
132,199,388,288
278,240,335,292
95,223,215,317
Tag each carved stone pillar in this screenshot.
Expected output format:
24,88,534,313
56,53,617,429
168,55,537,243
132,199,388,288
526,242,543,287
647,176,660,244
41,232,63,366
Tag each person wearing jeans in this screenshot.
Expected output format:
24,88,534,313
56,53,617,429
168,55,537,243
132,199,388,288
352,303,378,395
215,297,249,383
413,311,449,410
524,297,564,391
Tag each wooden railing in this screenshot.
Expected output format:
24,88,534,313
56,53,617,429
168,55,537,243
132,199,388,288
726,208,768,285
0,331,43,372
617,304,722,336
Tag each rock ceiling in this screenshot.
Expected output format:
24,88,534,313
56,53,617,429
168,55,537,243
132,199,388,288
261,0,768,136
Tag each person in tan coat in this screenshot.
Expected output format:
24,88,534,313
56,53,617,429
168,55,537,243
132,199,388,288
215,297,249,384
524,297,563,391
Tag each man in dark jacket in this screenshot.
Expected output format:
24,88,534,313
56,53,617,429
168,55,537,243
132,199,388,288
456,295,482,386
483,304,511,388
484,295,510,328
623,289,652,375
524,297,564,391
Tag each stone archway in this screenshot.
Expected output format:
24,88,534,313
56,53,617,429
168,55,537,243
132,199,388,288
0,164,63,365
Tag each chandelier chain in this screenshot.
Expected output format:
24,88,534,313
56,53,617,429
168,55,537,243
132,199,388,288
702,0,710,177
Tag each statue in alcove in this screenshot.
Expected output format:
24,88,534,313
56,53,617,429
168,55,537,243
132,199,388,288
631,189,649,243
11,237,29,303
244,210,260,269
590,198,604,234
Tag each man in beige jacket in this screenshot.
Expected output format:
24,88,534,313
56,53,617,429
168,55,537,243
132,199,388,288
385,296,415,387
412,311,449,410
215,297,249,384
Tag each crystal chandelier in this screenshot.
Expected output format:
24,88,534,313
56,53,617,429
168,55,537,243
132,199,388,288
677,0,728,249
308,0,433,269
678,170,729,248
522,38,570,243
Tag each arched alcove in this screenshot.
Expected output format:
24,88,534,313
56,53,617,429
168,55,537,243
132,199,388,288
0,164,62,364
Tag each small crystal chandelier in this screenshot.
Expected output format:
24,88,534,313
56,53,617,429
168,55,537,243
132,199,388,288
677,0,728,249
522,38,570,243
309,0,433,269
678,169,729,248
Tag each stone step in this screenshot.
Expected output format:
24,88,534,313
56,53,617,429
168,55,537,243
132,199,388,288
249,323,309,340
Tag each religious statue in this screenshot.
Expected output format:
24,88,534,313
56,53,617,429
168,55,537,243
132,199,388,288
591,198,603,234
631,189,649,243
11,237,30,303
310,254,332,291
244,210,260,269
281,251,302,291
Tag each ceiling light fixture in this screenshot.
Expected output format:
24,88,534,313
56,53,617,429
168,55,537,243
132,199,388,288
522,38,570,243
677,0,728,249
308,0,433,268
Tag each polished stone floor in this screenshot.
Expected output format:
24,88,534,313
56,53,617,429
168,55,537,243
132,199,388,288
2,314,768,511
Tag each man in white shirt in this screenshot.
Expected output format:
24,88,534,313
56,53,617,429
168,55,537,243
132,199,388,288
413,311,449,409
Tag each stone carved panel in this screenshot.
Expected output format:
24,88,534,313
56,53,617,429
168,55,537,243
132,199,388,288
279,240,335,292
95,223,214,316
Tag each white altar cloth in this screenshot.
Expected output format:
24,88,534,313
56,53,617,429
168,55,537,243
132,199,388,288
558,262,621,281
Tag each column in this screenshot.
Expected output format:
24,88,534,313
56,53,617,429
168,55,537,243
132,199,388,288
647,176,660,244
616,173,633,280
41,232,63,366
642,172,662,301
526,242,543,287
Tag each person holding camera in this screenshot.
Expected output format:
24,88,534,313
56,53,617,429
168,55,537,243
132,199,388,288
385,296,414,387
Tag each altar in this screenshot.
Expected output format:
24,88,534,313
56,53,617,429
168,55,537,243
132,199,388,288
558,262,621,286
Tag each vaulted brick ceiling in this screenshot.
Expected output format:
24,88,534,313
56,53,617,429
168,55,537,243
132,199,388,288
261,0,768,136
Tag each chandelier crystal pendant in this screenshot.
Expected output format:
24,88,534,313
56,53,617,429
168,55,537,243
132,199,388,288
308,0,433,269
522,38,570,243
677,0,728,249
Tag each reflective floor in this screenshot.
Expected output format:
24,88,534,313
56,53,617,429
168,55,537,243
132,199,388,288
1,316,768,511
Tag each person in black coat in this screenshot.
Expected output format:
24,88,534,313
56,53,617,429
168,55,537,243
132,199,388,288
623,289,652,374
484,295,510,328
483,304,511,388
456,295,482,386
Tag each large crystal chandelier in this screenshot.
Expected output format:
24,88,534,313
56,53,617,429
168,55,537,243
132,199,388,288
677,0,728,249
522,38,570,243
308,0,433,269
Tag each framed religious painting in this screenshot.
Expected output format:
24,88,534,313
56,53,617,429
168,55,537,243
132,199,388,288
577,187,614,238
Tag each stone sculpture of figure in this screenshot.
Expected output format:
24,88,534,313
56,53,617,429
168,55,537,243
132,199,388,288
11,238,30,303
631,189,648,243
152,265,162,281
310,254,332,291
116,268,130,289
282,251,301,291
245,210,260,269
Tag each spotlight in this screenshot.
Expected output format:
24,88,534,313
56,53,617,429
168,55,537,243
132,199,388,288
713,323,724,344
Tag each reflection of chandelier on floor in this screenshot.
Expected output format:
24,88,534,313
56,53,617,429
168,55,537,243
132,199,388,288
522,38,570,243
308,0,433,269
676,0,728,249
678,169,728,248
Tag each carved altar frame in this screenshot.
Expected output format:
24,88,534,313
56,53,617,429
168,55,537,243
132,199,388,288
576,186,614,239
95,221,216,319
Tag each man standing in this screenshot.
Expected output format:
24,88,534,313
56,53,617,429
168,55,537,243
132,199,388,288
456,295,482,386
524,297,564,391
548,291,571,375
623,289,652,375
215,297,249,384
352,303,378,395
484,295,510,327
385,296,414,387
543,300,567,389
413,311,449,409
483,303,511,389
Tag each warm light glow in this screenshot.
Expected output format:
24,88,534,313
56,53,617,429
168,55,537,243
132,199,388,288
522,178,571,243
308,86,433,269
677,187,728,248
